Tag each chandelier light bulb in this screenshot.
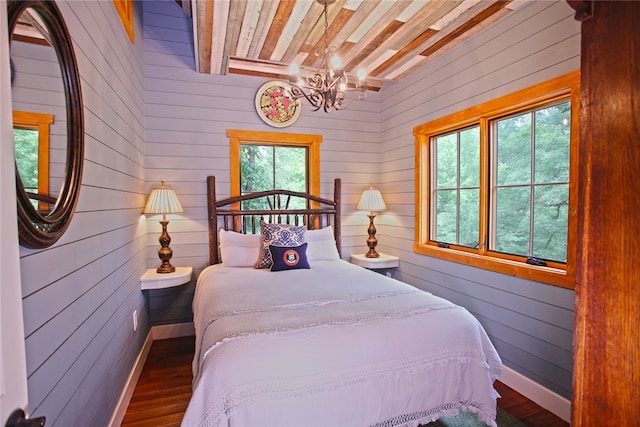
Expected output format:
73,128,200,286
357,68,367,81
289,62,300,76
331,55,342,69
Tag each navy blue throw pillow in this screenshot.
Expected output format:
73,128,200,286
269,243,310,272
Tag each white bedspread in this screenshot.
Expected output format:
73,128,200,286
182,260,502,427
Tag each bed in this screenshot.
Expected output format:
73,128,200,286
181,176,502,427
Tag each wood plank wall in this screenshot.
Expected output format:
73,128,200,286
13,1,582,425
142,0,383,325
17,1,147,424
143,0,580,401
377,1,580,399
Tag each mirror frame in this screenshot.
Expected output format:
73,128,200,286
8,0,84,248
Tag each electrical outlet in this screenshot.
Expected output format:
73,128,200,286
386,271,392,278
133,310,138,331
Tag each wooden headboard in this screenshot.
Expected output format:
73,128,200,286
207,176,341,265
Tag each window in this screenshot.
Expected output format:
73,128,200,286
228,129,322,204
13,111,54,211
415,72,579,288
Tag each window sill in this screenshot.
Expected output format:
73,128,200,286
413,243,575,289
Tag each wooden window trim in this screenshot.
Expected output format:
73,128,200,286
13,110,53,211
113,0,134,43
228,129,322,201
414,71,580,289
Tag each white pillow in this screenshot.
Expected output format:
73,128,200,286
218,229,261,267
305,226,340,261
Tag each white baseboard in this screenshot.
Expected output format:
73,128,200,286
499,366,571,423
108,322,194,427
151,322,195,340
107,331,153,427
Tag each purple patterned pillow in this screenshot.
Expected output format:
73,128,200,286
269,243,310,272
255,222,306,269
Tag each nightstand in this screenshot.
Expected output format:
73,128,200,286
350,253,399,269
140,266,193,290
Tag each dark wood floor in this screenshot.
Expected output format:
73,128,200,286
121,336,569,427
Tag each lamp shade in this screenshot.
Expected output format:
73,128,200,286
143,181,183,214
357,186,386,212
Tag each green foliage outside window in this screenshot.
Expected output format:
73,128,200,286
432,126,480,248
14,128,39,197
493,101,570,262
431,100,570,263
240,144,308,211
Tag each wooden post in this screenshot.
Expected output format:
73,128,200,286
571,1,640,424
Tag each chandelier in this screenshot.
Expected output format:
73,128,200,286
288,0,367,113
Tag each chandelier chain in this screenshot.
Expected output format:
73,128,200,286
323,1,329,52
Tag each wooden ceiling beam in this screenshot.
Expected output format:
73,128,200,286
221,0,247,74
259,0,296,60
246,0,279,59
209,0,230,74
380,0,511,80
194,0,213,73
419,0,511,58
278,0,324,63
369,27,437,78
306,0,380,69
339,0,408,68
191,0,518,90
357,0,462,78
236,0,263,57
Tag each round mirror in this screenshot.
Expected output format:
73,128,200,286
8,0,84,248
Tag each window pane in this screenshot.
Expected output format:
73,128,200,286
241,145,273,193
275,146,306,192
494,186,530,256
534,102,571,183
496,113,531,186
434,189,456,243
431,126,480,248
14,128,39,194
275,146,306,209
460,126,480,187
241,144,308,211
459,188,479,247
242,197,270,212
493,100,570,261
435,133,457,189
533,184,568,262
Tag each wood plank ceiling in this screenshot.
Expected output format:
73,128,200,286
184,0,525,91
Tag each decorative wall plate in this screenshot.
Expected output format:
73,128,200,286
255,80,301,127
